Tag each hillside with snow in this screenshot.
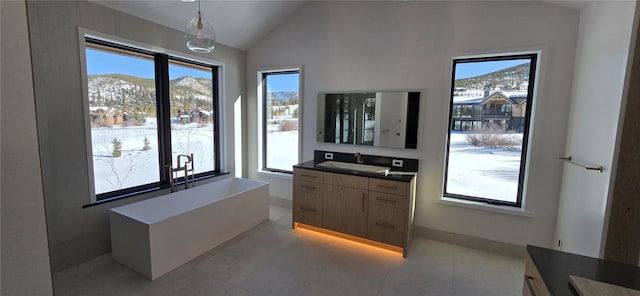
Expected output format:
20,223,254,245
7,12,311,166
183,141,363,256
455,63,530,91
87,74,213,116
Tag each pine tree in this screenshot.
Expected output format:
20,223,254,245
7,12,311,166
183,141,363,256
142,136,151,151
111,138,122,157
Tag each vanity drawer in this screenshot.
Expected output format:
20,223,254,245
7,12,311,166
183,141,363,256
294,168,324,183
369,178,409,196
323,172,369,190
293,191,322,228
523,252,550,296
367,205,405,247
295,181,323,194
370,192,406,210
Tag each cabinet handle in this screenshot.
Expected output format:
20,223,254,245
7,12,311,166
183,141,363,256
301,185,317,190
300,206,317,212
375,222,396,229
524,276,538,296
362,193,366,212
301,174,317,178
376,197,397,203
377,184,398,190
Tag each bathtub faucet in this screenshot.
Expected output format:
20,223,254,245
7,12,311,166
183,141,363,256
167,153,195,192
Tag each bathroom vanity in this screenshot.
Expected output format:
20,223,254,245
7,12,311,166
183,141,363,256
293,151,418,257
524,245,640,296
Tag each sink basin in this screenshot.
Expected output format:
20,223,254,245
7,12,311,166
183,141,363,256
316,161,390,174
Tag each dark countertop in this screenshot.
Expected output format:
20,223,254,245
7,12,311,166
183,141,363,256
527,245,640,295
293,160,415,182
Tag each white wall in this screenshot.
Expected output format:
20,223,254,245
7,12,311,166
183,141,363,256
26,0,245,271
554,1,636,258
1,1,54,295
247,1,579,248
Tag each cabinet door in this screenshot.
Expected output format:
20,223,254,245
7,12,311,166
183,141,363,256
367,205,405,247
293,191,322,227
322,184,368,238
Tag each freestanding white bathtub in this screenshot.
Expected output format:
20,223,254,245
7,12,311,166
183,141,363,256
109,177,269,280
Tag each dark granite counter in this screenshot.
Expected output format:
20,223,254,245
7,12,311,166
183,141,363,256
527,245,640,295
293,160,415,182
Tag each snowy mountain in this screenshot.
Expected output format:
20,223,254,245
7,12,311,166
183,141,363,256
455,63,530,91
268,91,299,101
87,74,213,116
172,76,213,96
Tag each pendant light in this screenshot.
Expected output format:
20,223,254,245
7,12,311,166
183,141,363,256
185,0,216,53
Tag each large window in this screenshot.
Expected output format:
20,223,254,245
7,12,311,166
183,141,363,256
85,38,220,202
444,53,537,207
261,70,300,173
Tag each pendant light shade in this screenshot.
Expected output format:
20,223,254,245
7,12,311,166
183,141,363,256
185,0,216,53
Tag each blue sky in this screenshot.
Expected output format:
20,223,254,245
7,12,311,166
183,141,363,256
88,46,518,88
455,59,529,79
86,48,211,79
266,73,299,92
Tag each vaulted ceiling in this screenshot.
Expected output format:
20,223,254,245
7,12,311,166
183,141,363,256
90,0,587,52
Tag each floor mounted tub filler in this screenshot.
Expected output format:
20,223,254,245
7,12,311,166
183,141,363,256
109,177,269,280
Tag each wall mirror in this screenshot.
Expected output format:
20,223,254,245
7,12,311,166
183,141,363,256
317,91,420,149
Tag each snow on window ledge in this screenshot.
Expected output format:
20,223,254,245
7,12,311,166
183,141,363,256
438,197,536,218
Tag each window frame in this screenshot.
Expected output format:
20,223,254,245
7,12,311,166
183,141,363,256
260,69,301,174
83,37,222,203
167,56,222,178
443,53,538,207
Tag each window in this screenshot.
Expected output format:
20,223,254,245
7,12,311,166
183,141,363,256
168,59,219,175
261,70,300,173
444,53,537,207
85,38,220,202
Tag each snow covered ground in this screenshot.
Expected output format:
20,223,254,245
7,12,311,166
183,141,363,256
261,128,523,203
92,121,521,203
447,132,523,203
265,129,298,171
91,118,214,194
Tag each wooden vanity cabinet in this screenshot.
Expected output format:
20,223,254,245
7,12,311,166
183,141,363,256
292,168,324,228
293,167,416,256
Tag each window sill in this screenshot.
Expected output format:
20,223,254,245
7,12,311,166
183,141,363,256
83,172,230,208
438,197,536,218
256,170,293,180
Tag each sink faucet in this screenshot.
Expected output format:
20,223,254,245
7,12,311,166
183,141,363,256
355,152,364,164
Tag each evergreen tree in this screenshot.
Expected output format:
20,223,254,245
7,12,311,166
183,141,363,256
142,136,151,151
111,138,122,157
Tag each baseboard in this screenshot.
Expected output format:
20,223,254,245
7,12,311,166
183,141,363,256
269,196,292,208
413,225,526,259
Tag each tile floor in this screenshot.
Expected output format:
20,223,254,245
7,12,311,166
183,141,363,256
53,205,525,296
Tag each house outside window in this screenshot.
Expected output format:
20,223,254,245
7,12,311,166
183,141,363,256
84,37,220,202
444,53,538,207
260,69,300,173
